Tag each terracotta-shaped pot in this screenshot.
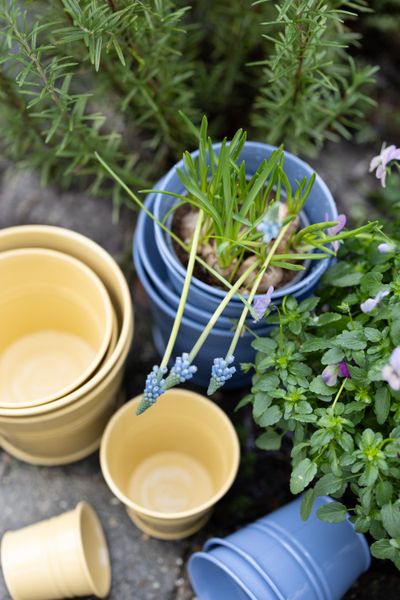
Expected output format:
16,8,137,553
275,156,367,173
100,389,240,540
1,502,111,600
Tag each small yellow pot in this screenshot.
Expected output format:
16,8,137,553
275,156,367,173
100,389,240,540
1,502,111,600
0,225,133,418
0,248,113,408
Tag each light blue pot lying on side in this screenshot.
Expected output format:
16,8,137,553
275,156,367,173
188,496,370,600
152,142,338,313
134,235,270,388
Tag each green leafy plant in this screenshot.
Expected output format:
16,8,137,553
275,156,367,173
97,115,375,413
244,223,400,568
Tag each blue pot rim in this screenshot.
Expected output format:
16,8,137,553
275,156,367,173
134,232,271,339
153,141,337,300
188,551,258,600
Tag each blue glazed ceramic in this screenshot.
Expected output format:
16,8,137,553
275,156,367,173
133,235,268,388
134,193,273,329
152,142,337,311
188,496,370,600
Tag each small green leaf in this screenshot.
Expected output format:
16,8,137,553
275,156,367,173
256,429,282,450
376,481,393,507
309,376,335,396
321,347,344,365
371,539,398,561
301,488,316,520
335,331,367,350
381,502,400,538
375,387,391,425
301,337,332,352
258,405,282,427
290,458,317,494
317,501,347,523
334,272,363,287
364,327,382,343
252,338,277,354
314,473,343,496
314,312,342,327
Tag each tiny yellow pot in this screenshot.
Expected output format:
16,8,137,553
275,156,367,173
0,248,113,408
100,389,240,540
1,502,111,600
0,225,133,418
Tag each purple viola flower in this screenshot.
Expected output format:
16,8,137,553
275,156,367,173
378,243,395,254
382,347,400,391
253,286,274,322
325,213,346,252
322,364,339,386
322,361,351,387
369,144,400,187
360,290,390,314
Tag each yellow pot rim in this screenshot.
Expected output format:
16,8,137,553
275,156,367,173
100,389,240,521
0,225,133,417
0,247,114,409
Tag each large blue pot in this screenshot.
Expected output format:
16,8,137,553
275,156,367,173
133,233,269,388
152,142,337,311
134,193,272,330
188,496,370,600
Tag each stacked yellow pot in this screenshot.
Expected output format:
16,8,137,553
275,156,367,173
0,225,133,466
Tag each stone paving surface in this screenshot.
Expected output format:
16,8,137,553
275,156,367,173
0,146,399,599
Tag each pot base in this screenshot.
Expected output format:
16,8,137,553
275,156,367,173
0,434,101,466
126,507,212,540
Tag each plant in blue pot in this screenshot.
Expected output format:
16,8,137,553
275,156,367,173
96,116,376,414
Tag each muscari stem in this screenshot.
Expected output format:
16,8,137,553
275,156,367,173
160,210,204,371
188,259,261,363
95,153,255,314
226,222,291,359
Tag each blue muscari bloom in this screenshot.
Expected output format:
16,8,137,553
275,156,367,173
257,202,281,244
136,365,167,415
164,353,197,388
207,356,236,395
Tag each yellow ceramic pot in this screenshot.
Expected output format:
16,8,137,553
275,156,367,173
100,389,240,540
1,502,111,600
0,328,131,465
0,248,113,408
0,225,133,418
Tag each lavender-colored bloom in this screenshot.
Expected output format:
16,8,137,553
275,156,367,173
382,347,400,391
207,356,236,395
257,203,281,243
378,243,395,254
360,290,390,314
164,353,197,388
253,286,274,322
326,213,346,252
136,365,167,415
370,144,400,187
322,361,351,387
322,364,339,386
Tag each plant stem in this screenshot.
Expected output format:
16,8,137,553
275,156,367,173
188,259,261,363
160,210,204,370
332,379,346,410
226,222,291,358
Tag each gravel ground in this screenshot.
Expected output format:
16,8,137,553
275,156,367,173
0,145,399,599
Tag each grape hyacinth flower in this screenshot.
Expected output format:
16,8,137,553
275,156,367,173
369,144,400,187
207,356,236,395
326,213,346,252
257,203,281,243
360,290,390,314
164,353,197,388
378,243,396,254
382,348,400,391
136,365,167,415
322,361,351,387
253,286,274,322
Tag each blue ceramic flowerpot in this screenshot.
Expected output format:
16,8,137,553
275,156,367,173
133,233,269,388
152,142,337,312
134,193,272,330
188,496,370,600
